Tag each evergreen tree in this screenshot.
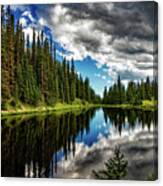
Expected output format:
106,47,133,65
102,76,157,105
63,58,70,103
145,76,152,100
79,75,85,100
93,147,128,180
31,27,36,67
103,86,107,104
85,77,90,102
53,48,59,103
70,58,76,102
6,6,15,96
13,20,21,98
1,6,9,105
117,75,122,104
1,6,106,108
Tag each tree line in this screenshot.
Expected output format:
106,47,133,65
1,6,101,109
103,76,158,105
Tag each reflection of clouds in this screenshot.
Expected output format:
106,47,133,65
53,126,157,180
24,161,45,178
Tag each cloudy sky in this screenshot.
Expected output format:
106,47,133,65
11,2,158,96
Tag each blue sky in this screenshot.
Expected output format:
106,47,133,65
10,2,157,96
11,4,111,96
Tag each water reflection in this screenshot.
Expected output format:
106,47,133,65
1,108,157,179
103,108,157,135
1,109,96,177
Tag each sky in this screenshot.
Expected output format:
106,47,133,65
10,2,158,97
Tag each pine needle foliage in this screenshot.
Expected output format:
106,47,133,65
93,146,128,180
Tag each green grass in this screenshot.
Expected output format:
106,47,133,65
1,99,98,116
1,99,157,116
142,100,157,107
1,104,91,127
101,100,157,110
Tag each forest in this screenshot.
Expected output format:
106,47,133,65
103,76,158,106
1,6,100,110
1,6,157,111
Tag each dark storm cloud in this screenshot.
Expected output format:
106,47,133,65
35,2,155,39
112,38,153,55
18,1,157,82
135,64,155,70
118,69,144,80
74,32,101,53
63,2,156,40
115,46,152,55
40,2,157,50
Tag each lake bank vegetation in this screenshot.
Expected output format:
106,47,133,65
1,99,99,116
102,75,157,110
1,6,101,113
1,6,157,116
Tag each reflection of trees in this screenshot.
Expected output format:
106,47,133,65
103,108,125,136
135,110,157,131
103,108,157,135
1,109,96,178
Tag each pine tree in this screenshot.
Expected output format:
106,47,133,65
117,75,122,104
53,48,59,103
75,74,79,98
63,58,70,103
58,63,64,102
103,86,107,104
1,6,11,108
70,58,76,102
17,28,26,101
6,6,15,96
93,147,128,180
145,76,152,100
1,6,100,108
13,20,21,98
80,75,85,101
85,77,90,102
31,27,36,67
35,32,43,98
39,37,49,102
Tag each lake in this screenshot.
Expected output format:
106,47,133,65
1,107,158,180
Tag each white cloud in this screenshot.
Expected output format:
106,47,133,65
19,17,27,27
23,27,41,43
23,27,33,42
53,122,156,179
104,3,114,11
38,17,46,26
95,73,106,80
22,11,35,22
121,79,129,88
48,5,112,63
13,3,156,88
101,75,106,80
46,4,156,86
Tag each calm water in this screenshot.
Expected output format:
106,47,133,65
1,108,158,180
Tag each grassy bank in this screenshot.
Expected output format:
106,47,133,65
101,100,158,111
1,99,157,116
1,99,100,116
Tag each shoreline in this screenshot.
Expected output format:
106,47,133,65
1,102,157,116
101,104,157,111
1,103,100,116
